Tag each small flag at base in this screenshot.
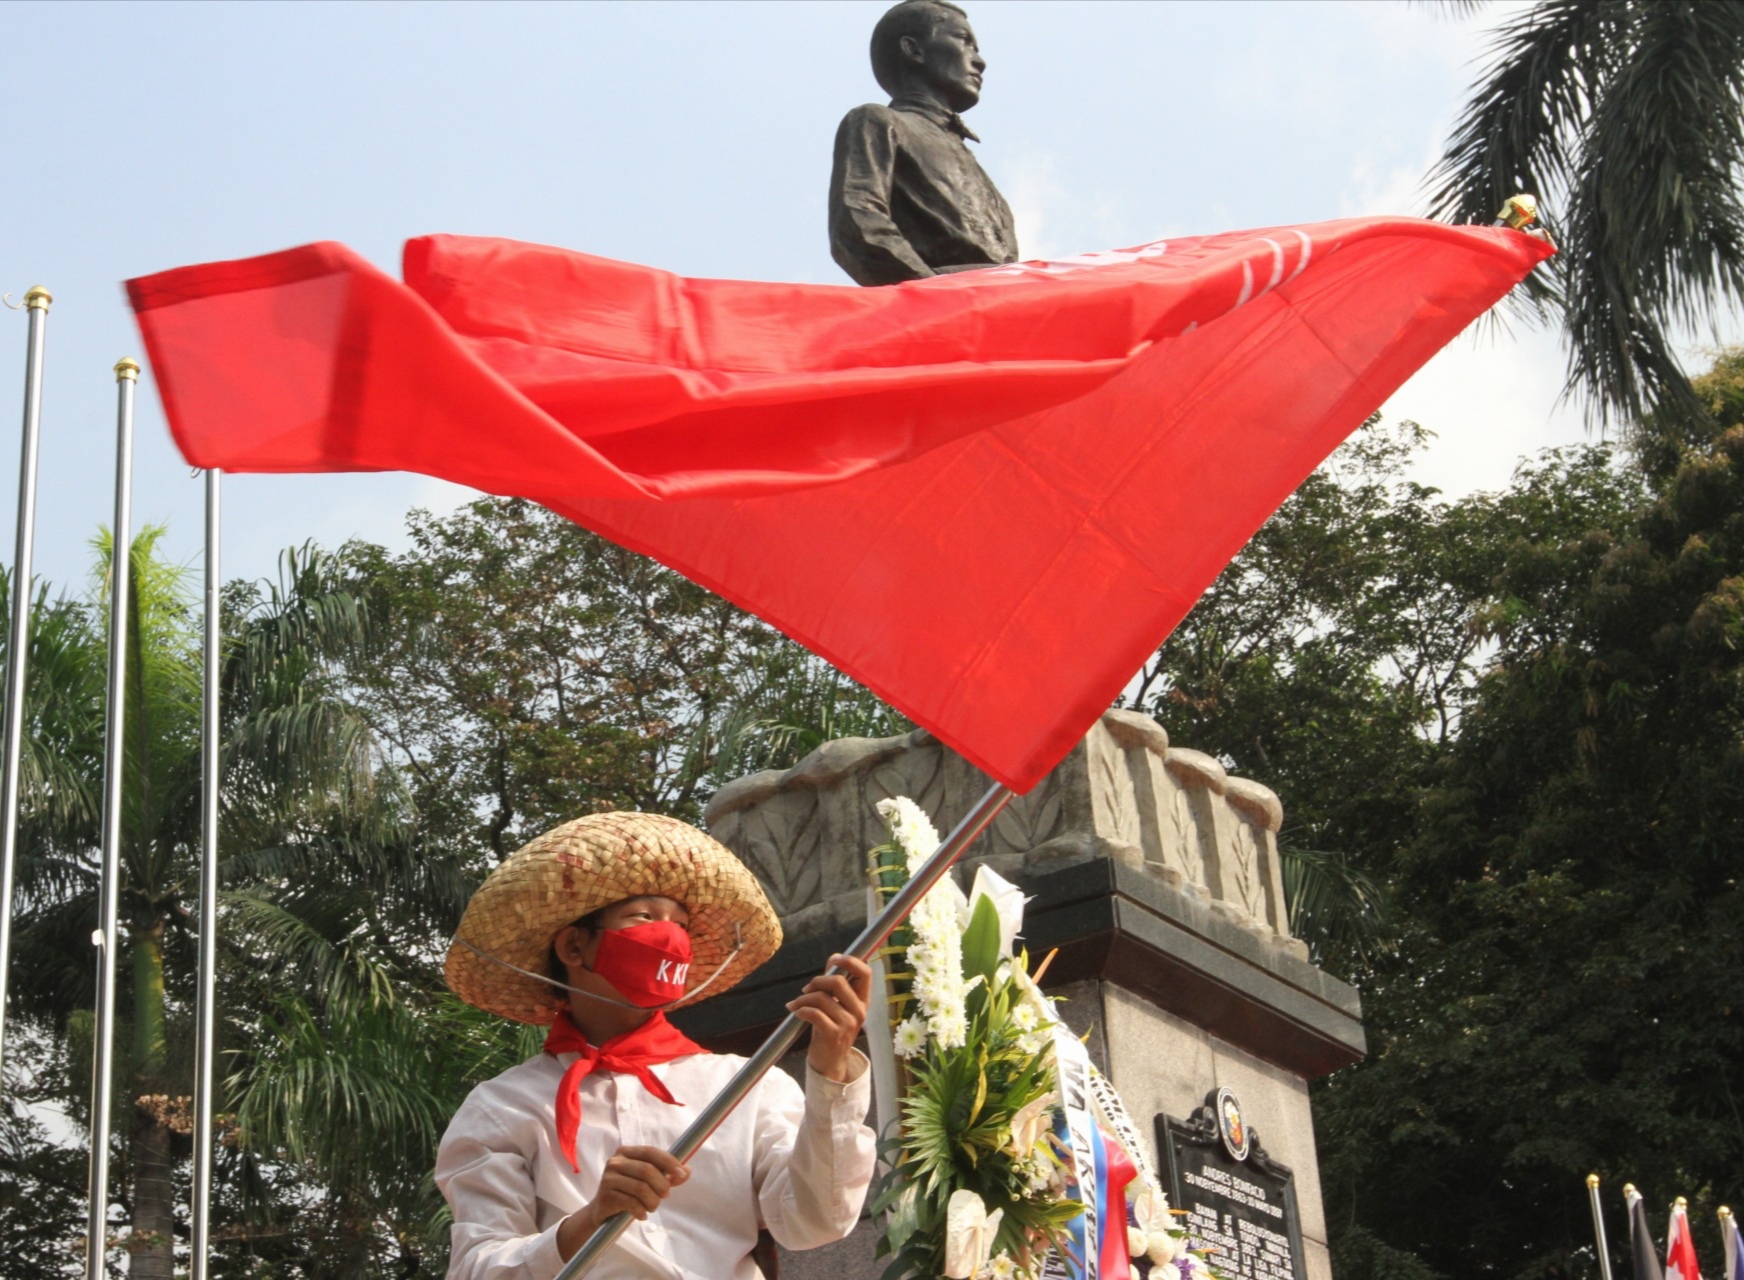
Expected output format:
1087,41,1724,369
1719,1206,1741,1280
1629,1185,1667,1280
1667,1198,1702,1280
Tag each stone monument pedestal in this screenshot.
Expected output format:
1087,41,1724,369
672,710,1365,1280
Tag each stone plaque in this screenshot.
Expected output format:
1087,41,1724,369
1157,1092,1306,1280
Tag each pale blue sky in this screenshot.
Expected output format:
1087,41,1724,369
0,0,1707,595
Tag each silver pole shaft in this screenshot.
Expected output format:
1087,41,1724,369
84,359,139,1280
558,779,1016,1280
190,469,221,1277
1588,1175,1614,1280
0,285,52,1073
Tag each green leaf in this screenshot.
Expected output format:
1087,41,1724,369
961,891,1003,983
885,1183,920,1252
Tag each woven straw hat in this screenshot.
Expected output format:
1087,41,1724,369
445,811,781,1025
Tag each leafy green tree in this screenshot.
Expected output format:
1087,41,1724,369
1429,0,1744,429
1132,416,1632,974
337,497,904,864
1318,353,1744,1279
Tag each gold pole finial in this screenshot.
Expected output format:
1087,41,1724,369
22,286,51,311
1721,1206,1733,1221
1677,1196,1689,1209
1624,1183,1638,1198
113,357,140,383
1588,1174,1601,1189
1496,194,1539,230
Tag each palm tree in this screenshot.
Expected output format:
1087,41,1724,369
683,640,912,790
1428,1,1744,432
8,531,194,1278
7,536,482,1277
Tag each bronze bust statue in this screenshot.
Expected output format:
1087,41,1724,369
829,0,1019,286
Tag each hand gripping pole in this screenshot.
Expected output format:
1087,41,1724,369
556,779,1016,1280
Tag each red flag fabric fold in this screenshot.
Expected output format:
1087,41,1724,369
127,219,1550,791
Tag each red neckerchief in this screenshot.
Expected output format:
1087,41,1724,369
542,1010,707,1173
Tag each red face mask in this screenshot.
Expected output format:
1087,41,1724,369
589,919,693,1007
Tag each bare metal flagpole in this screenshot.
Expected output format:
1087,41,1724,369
0,284,52,1074
84,358,139,1280
1587,1173,1614,1280
1718,1205,1736,1280
558,778,1015,1280
190,468,221,1278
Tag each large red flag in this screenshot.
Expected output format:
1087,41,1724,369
127,219,1549,791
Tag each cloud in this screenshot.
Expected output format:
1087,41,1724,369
1003,152,1067,261
1382,322,1592,500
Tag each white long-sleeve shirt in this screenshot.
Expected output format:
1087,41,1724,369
435,1047,875,1280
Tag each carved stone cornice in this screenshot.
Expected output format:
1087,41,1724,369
688,710,1366,1078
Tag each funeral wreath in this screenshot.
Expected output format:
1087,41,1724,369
867,797,1227,1280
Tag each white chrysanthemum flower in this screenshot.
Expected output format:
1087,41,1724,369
879,795,972,1042
892,1015,928,1059
876,796,941,865
929,1011,967,1050
928,1002,967,1047
984,1253,1018,1280
1012,1002,1039,1032
911,962,948,1002
912,887,965,934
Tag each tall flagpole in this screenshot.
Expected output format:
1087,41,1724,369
190,468,221,1278
84,358,139,1280
1587,1174,1614,1280
0,285,52,1081
0,284,52,1073
558,779,1016,1280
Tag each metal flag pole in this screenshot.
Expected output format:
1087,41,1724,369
190,468,221,1278
84,358,139,1280
1587,1173,1614,1280
0,284,52,1073
558,779,1016,1280
1719,1205,1736,1280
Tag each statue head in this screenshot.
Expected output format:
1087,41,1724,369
870,1,985,113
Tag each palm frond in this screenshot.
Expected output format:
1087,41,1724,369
1281,845,1393,972
1428,0,1619,224
1428,0,1744,429
1560,0,1744,425
228,992,536,1194
221,888,398,1015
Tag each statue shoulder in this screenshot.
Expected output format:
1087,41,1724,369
836,101,902,136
